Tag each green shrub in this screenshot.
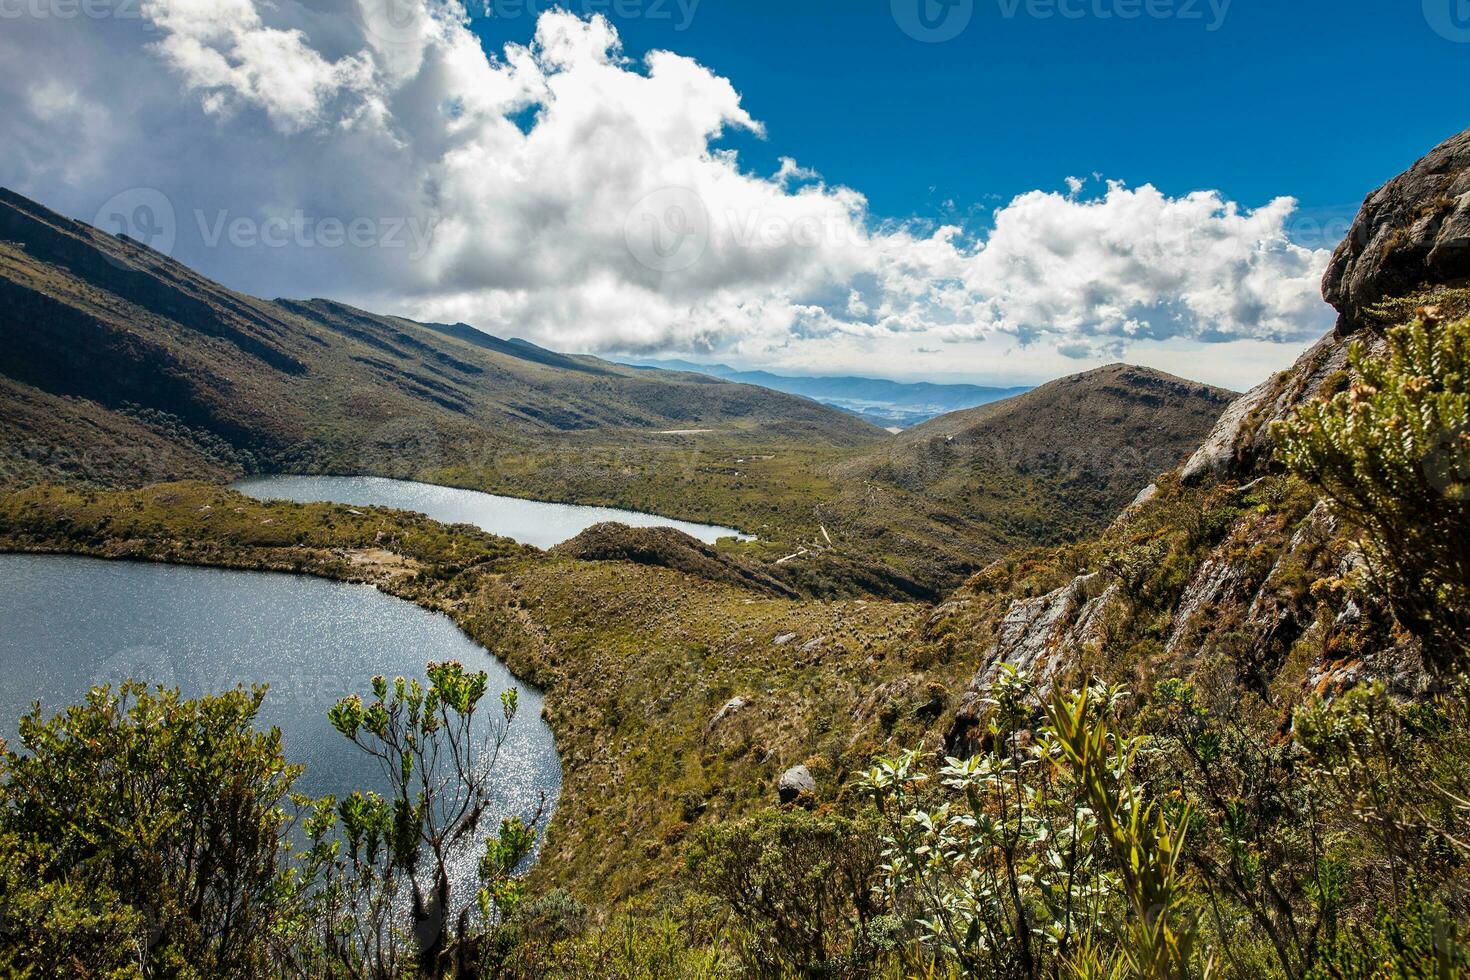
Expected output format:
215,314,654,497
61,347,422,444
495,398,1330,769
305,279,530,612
1274,312,1470,668
863,669,1212,980
0,683,302,978
1305,897,1468,980
687,806,886,977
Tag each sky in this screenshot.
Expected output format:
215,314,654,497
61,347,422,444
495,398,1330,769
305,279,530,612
1,0,1466,390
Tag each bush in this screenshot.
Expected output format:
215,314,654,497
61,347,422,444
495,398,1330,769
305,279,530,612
863,669,1210,980
687,806,887,977
0,683,302,978
1273,311,1470,668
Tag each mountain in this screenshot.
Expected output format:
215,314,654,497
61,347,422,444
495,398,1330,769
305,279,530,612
0,188,883,491
795,365,1236,595
622,358,1031,428
845,363,1235,517
0,184,1240,602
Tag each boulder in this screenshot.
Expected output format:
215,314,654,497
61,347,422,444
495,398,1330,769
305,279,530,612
777,765,816,804
1323,126,1470,333
706,695,751,734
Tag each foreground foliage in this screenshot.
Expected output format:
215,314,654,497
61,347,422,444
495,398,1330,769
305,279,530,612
1274,310,1470,666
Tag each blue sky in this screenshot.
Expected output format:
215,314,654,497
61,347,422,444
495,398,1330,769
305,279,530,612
3,0,1466,389
469,0,1468,248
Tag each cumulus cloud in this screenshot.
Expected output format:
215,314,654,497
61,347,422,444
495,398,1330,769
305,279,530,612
0,2,1334,378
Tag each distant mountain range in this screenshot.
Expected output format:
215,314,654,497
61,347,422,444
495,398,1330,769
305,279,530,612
620,359,1031,428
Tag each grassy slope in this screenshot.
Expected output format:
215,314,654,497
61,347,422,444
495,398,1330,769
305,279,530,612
0,463,1372,911
804,364,1237,594
0,284,1424,908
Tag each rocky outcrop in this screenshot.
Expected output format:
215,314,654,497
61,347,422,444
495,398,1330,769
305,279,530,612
777,765,816,804
1178,379,1275,484
1180,328,1371,486
947,572,1120,750
1324,126,1470,334
1184,127,1470,488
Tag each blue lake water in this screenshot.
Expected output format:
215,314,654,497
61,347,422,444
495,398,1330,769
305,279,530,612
231,474,751,548
0,553,561,885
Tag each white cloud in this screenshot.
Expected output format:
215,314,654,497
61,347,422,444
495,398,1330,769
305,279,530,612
0,3,1335,386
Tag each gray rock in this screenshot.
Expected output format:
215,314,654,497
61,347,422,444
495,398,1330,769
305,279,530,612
1127,482,1159,511
777,765,816,804
706,696,751,733
947,572,1121,751
1323,126,1470,333
1180,380,1273,484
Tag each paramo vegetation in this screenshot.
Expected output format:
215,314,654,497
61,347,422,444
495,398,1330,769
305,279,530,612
5,117,1470,979
1,307,1469,978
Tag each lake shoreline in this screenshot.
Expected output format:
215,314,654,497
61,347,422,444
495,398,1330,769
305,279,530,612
0,480,934,905
231,473,755,548
237,469,760,542
0,492,577,889
0,551,562,902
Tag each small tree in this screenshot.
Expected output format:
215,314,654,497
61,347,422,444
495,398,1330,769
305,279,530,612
1273,311,1470,668
325,662,540,978
687,807,887,977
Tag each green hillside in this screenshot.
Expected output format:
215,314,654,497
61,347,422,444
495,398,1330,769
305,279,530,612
0,187,881,492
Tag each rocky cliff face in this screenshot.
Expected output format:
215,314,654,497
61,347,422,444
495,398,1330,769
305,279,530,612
1323,127,1470,334
945,126,1470,746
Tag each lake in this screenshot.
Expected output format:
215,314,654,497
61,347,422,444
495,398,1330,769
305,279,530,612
0,553,561,885
231,474,751,548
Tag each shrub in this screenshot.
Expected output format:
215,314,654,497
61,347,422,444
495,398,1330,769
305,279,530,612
863,669,1211,980
1273,312,1470,668
0,683,302,978
687,806,886,977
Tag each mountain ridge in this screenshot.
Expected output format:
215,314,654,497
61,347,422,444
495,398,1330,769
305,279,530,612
0,186,883,491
